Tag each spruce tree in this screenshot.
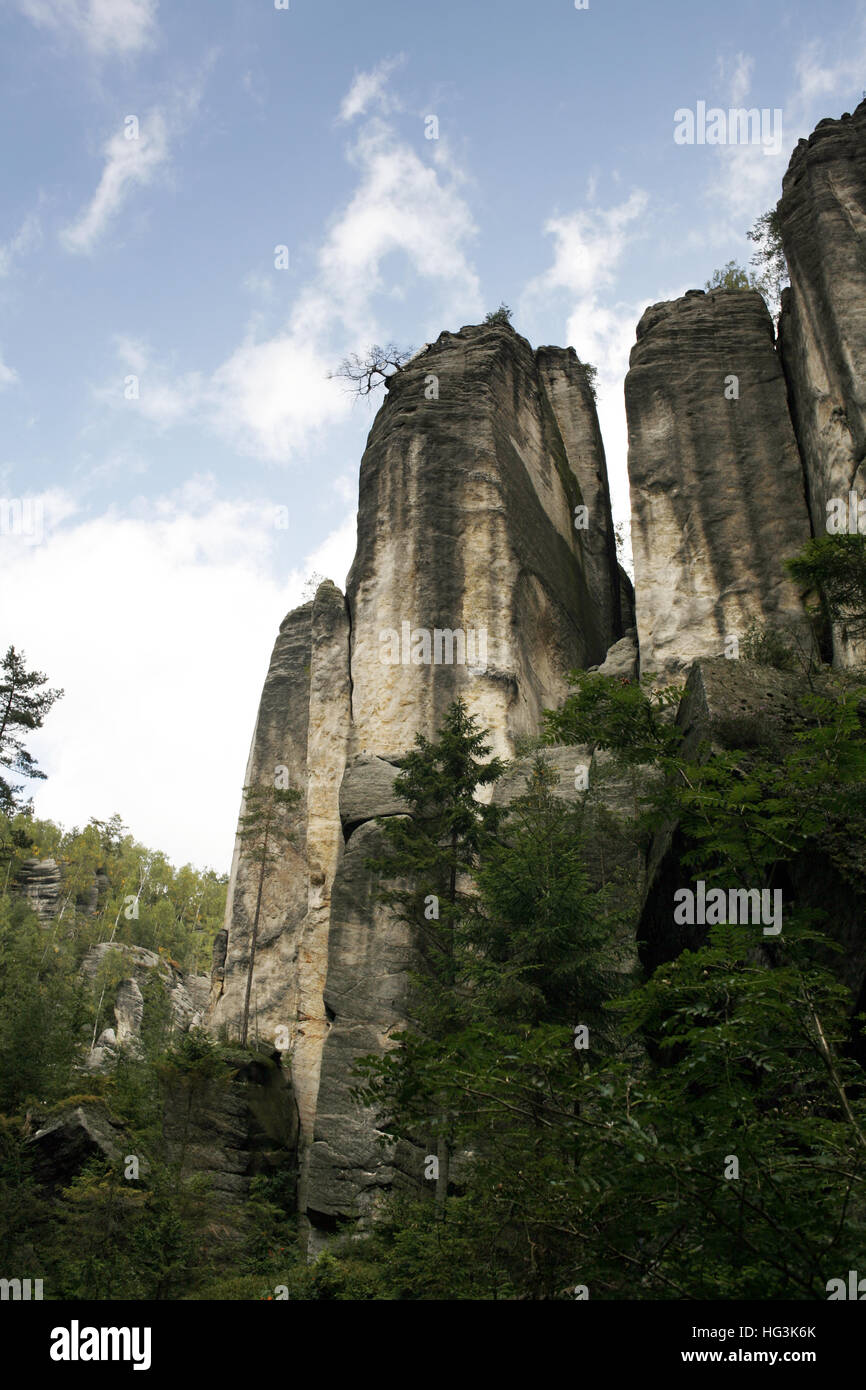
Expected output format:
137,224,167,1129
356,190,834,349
362,698,505,1214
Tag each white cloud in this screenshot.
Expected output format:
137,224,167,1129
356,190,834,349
522,190,659,543
0,211,42,277
705,29,866,233
726,52,754,106
0,353,19,389
16,0,158,57
60,110,169,254
525,191,649,302
0,480,356,869
338,55,405,123
120,75,481,463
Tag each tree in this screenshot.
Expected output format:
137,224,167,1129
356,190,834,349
0,647,63,815
360,699,506,1214
484,303,513,326
787,534,866,642
747,206,788,309
704,259,762,293
329,343,414,396
236,782,301,1047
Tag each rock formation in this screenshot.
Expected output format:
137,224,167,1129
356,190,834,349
211,101,866,1243
625,289,812,681
212,322,627,1236
777,99,866,663
16,857,62,922
81,942,209,1069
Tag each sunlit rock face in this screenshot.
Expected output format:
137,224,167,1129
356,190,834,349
213,322,625,1234
625,289,811,681
777,98,866,664
345,322,623,764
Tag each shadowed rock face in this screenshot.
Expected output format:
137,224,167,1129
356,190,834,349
625,289,811,680
777,99,866,663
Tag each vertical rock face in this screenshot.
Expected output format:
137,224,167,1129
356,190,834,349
625,289,811,680
777,99,866,663
346,323,622,762
16,858,63,922
213,323,624,1233
210,582,351,1173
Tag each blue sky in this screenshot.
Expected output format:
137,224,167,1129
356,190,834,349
1,0,864,869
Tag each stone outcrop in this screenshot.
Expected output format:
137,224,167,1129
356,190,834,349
28,1055,299,1209
345,325,623,759
16,857,62,921
777,98,866,663
213,322,626,1235
210,580,351,1191
81,942,209,1069
211,102,866,1239
625,289,812,681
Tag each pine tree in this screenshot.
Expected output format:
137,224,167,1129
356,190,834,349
362,699,505,1214
0,647,63,815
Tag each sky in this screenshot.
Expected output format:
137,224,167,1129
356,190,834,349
1,0,864,871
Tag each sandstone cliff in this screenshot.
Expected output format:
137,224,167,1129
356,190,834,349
211,100,866,1243
213,322,626,1235
625,289,811,680
777,98,866,663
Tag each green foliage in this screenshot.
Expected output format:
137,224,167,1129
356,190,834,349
483,303,513,325
740,618,804,672
787,533,866,644
0,646,63,815
705,259,762,293
747,206,788,309
0,893,89,1113
541,669,683,763
352,661,866,1298
577,360,599,402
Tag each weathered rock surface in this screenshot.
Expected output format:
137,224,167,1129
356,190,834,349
626,289,812,680
81,942,209,1069
28,1057,299,1209
346,323,624,760
213,322,626,1236
339,754,406,835
28,1105,128,1190
211,581,351,1175
160,1052,299,1204
777,98,866,663
16,857,62,921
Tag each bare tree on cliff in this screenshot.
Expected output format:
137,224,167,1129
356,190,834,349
236,781,301,1048
0,646,63,816
329,343,414,395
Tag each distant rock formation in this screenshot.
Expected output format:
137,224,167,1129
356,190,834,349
82,942,209,1069
16,857,62,922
